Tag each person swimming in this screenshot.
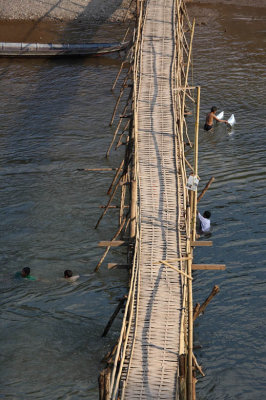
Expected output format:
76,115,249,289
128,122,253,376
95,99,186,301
15,267,36,281
64,269,80,282
204,106,228,131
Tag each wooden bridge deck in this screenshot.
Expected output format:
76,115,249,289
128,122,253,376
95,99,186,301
121,0,187,398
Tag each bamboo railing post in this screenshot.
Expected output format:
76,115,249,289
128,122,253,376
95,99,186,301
187,254,193,400
192,86,200,242
179,354,187,400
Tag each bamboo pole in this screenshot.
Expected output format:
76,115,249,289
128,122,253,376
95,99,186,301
107,88,133,157
98,371,105,400
111,61,125,92
187,253,193,400
77,168,118,172
179,354,187,400
192,86,200,242
107,159,124,195
109,67,132,127
192,353,205,377
94,217,127,272
185,157,194,172
197,176,215,202
180,18,195,141
119,174,127,225
102,296,127,337
159,260,193,280
95,175,124,229
115,119,130,149
193,285,220,320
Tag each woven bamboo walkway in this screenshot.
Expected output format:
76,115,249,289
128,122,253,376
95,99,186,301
122,0,187,398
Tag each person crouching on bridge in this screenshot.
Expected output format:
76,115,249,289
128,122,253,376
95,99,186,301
204,106,228,131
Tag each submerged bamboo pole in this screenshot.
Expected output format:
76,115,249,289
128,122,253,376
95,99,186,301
193,285,220,320
102,296,127,337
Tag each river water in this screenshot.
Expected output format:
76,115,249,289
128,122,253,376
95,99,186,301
0,7,265,400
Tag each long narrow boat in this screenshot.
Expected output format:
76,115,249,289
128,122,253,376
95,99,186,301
0,41,129,57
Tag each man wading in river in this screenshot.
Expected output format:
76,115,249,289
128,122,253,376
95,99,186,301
204,106,228,131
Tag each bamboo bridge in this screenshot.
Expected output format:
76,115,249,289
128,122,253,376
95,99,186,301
95,1,225,399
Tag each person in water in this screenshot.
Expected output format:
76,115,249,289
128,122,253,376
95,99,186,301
204,106,228,131
197,210,211,234
64,269,80,282
15,267,36,281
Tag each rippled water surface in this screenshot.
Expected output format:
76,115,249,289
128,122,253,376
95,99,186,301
0,9,265,400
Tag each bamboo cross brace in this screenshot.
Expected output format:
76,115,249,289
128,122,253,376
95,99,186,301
109,68,132,127
185,157,194,172
115,119,130,149
158,260,193,280
192,353,205,377
102,296,127,337
95,173,125,229
197,176,215,202
111,60,125,92
94,216,127,272
154,256,192,264
107,159,124,195
106,89,132,157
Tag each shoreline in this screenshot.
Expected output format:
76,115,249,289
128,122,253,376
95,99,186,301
0,0,134,23
0,1,265,24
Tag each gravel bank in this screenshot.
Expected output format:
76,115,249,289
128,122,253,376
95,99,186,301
0,1,265,23
0,0,134,22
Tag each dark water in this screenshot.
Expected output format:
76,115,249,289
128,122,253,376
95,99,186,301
0,9,265,400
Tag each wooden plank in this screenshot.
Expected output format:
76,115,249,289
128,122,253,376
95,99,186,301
108,263,130,270
98,240,127,247
192,264,226,270
191,241,213,247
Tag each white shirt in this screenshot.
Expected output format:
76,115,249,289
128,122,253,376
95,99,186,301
198,212,211,232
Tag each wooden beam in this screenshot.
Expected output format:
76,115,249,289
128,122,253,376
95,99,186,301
191,241,213,247
108,263,130,270
192,264,226,270
98,240,128,247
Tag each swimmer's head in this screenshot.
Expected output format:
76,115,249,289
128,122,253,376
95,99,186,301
203,211,211,219
21,267,31,278
64,270,73,278
211,106,217,113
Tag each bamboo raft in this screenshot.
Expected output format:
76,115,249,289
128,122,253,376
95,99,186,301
0,41,129,57
95,1,225,399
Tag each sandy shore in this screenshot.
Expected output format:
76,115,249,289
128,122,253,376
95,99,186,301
0,0,265,23
0,0,134,22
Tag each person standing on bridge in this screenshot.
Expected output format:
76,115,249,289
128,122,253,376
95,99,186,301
204,106,228,131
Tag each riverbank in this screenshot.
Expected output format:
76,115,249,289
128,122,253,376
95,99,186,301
0,0,134,23
0,0,265,24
